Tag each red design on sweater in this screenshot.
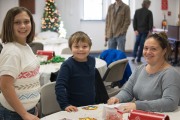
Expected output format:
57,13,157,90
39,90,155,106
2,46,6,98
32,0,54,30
17,66,40,79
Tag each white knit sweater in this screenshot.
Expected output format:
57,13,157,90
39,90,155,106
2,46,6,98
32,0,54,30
0,42,40,111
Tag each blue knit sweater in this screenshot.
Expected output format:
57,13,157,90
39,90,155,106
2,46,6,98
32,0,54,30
55,56,96,110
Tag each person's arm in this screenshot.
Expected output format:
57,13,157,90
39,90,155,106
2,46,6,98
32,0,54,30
55,62,71,110
115,71,137,102
133,10,137,31
121,5,131,34
105,5,111,40
148,11,153,32
108,66,141,104
133,11,139,36
0,75,39,120
135,68,180,112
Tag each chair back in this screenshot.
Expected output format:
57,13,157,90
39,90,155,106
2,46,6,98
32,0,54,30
61,47,72,54
29,42,44,54
103,59,128,82
40,82,61,117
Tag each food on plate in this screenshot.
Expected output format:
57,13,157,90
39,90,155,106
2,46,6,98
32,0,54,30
79,117,97,120
82,105,98,110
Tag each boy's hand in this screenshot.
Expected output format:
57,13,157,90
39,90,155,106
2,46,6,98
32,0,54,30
65,105,78,112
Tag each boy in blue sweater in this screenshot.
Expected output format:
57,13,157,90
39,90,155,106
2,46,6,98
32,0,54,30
55,31,96,112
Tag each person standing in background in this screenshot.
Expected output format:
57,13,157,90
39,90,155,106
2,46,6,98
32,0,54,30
132,0,153,64
105,0,130,52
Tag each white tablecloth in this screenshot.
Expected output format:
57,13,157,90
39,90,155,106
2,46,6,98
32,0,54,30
39,54,107,86
152,28,168,34
40,104,180,120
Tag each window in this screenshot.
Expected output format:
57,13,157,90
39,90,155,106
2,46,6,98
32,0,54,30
83,0,131,20
83,0,102,20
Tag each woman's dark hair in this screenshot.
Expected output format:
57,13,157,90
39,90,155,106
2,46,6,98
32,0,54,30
146,32,171,61
68,31,92,49
1,7,35,44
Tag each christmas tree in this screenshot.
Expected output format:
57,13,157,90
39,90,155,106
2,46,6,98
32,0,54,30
41,0,61,32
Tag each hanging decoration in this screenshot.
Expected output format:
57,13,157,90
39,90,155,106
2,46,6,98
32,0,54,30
161,0,168,10
161,0,168,30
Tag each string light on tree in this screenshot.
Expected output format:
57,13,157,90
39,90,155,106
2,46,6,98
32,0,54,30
41,0,61,32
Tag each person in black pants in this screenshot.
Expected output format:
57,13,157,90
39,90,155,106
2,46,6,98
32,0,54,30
132,0,153,64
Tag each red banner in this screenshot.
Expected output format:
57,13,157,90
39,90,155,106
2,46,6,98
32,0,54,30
161,0,168,10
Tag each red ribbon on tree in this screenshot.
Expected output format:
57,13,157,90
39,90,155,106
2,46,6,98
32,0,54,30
161,0,168,10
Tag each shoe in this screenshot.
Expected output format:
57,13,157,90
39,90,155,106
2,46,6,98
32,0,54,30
131,58,135,63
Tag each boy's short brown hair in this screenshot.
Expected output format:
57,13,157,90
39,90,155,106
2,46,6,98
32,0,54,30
68,31,92,50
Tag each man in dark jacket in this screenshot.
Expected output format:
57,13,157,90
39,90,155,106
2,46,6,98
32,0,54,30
132,0,153,64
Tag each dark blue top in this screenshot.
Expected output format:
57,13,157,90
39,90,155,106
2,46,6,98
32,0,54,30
55,56,96,110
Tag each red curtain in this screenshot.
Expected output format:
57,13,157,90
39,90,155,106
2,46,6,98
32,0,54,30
161,0,168,10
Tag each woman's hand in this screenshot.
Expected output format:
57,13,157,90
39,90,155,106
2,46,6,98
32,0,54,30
65,105,78,112
122,103,136,113
22,112,39,120
107,97,120,105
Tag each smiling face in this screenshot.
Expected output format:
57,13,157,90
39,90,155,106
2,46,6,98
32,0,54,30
71,41,90,62
143,38,166,66
13,11,31,45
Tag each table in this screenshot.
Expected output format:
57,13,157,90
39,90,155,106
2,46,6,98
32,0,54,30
40,104,180,120
152,28,168,34
39,54,107,86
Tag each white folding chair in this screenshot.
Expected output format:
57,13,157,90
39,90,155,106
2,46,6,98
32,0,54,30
40,82,61,117
61,47,72,54
29,42,44,54
102,59,128,97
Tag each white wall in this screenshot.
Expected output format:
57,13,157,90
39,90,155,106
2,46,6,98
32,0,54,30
0,0,179,52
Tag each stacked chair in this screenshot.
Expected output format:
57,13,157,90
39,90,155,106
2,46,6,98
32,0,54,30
28,42,44,54
61,47,72,54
